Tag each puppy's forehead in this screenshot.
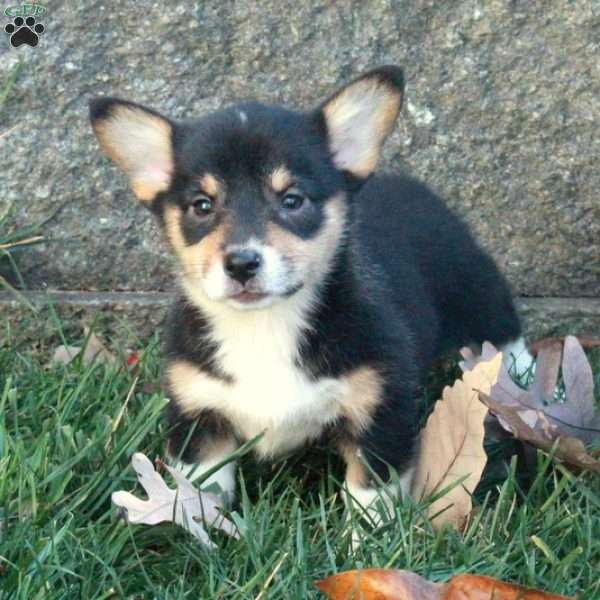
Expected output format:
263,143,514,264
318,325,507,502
181,104,325,183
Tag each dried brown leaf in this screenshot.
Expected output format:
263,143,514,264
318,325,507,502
551,335,598,440
112,453,239,546
530,341,562,403
460,337,600,447
460,344,526,409
530,335,600,356
480,393,600,473
412,354,501,529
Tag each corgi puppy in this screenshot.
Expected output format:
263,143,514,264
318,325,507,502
90,66,530,521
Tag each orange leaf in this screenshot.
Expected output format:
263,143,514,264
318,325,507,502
315,570,574,600
316,569,442,600
444,574,573,599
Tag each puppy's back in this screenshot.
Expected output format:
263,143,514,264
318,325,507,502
355,174,521,358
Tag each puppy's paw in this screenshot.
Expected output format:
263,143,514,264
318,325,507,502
343,483,400,553
501,337,536,382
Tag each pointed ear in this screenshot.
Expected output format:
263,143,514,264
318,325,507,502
89,97,175,203
317,66,404,180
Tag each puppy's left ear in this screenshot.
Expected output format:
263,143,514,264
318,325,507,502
89,97,176,204
316,66,404,180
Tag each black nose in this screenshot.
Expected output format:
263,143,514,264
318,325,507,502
224,249,262,284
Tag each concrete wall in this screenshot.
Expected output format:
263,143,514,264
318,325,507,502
1,1,598,335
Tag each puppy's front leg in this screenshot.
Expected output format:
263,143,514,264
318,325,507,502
340,442,413,525
166,360,238,503
338,368,416,536
166,407,238,505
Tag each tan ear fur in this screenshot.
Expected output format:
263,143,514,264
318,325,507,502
321,68,404,178
92,103,174,203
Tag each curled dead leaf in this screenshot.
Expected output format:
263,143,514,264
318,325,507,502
412,354,502,530
530,335,600,356
461,337,600,450
479,393,600,473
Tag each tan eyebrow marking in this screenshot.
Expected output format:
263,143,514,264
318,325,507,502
198,173,221,197
269,166,293,193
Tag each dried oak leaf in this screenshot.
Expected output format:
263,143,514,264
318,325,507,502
412,354,501,530
479,393,600,474
460,337,600,473
112,453,239,547
316,569,572,600
462,337,600,443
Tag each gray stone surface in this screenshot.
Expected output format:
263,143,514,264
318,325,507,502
1,1,599,299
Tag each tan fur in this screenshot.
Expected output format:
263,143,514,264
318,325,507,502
339,442,369,489
339,367,384,434
269,166,292,193
131,180,163,202
266,193,347,286
163,205,227,279
338,367,387,518
323,79,401,178
163,205,186,255
199,173,222,198
198,227,227,276
93,105,173,202
167,359,231,416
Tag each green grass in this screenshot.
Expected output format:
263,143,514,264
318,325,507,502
1,318,599,599
0,197,48,309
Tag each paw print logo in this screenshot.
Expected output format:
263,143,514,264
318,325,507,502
5,16,45,48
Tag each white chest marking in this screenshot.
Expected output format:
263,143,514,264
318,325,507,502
222,364,346,457
171,288,349,457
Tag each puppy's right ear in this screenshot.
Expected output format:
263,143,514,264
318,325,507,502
89,97,175,204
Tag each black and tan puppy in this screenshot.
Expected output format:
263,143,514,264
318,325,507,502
90,66,531,519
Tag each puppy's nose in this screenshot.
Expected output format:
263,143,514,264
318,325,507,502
224,250,262,284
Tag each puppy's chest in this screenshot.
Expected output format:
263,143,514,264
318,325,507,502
207,316,347,457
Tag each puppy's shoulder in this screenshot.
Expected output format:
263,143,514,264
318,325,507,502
165,296,223,376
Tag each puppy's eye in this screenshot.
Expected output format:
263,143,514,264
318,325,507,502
190,195,214,217
280,192,305,211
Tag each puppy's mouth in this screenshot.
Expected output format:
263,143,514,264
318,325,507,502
226,282,303,305
230,290,268,304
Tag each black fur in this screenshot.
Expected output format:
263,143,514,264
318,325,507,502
165,301,232,383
